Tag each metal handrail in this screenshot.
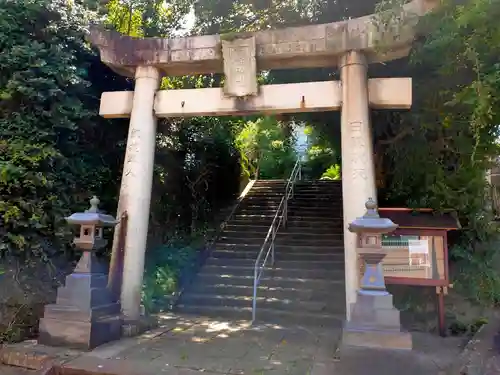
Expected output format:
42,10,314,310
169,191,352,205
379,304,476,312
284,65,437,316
252,158,302,322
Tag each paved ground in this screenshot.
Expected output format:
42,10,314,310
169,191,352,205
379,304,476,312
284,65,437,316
73,314,340,374
0,313,468,375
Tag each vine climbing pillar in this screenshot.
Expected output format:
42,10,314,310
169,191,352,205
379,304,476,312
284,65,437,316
113,65,161,321
339,51,377,320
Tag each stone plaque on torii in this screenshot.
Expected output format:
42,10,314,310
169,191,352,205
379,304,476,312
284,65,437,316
221,36,258,98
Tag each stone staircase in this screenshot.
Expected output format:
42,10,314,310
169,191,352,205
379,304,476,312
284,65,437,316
176,179,346,327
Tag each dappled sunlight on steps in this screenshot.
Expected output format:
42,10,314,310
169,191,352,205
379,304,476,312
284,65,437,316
176,179,346,328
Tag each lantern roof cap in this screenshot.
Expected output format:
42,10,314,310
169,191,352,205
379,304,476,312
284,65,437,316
66,196,117,226
348,198,398,234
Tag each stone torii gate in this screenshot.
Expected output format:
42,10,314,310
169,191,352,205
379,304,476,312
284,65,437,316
89,0,437,323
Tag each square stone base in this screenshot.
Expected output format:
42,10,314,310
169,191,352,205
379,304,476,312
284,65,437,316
38,315,122,351
342,291,412,351
342,328,412,350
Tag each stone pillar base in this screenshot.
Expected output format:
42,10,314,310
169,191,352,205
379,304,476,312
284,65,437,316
342,291,412,350
38,253,122,350
342,327,412,350
121,315,158,337
39,314,122,350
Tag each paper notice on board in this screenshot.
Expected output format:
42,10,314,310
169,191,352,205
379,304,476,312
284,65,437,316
408,239,429,254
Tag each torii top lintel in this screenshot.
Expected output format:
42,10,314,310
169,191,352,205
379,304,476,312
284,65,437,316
88,0,437,78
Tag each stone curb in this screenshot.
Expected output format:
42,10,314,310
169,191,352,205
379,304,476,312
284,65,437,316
446,318,500,375
0,345,142,375
0,346,55,371
0,319,181,375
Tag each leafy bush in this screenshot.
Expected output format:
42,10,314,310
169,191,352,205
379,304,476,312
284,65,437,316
141,233,204,312
0,0,108,259
320,164,341,180
451,241,500,307
235,117,297,179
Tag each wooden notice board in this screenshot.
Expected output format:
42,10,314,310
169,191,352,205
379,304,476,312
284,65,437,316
356,208,461,336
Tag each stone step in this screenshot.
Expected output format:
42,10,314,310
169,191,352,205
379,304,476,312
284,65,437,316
215,243,344,253
223,224,342,235
249,186,288,191
245,193,342,199
205,257,346,270
249,184,341,190
235,208,281,215
286,212,343,219
178,293,346,314
254,179,340,184
289,202,343,209
221,230,343,240
185,282,345,301
233,211,344,221
194,273,344,290
212,249,344,262
217,236,344,247
174,305,344,328
232,214,343,222
247,191,342,198
287,209,343,218
295,182,342,187
229,218,343,227
240,198,285,205
235,207,344,215
239,202,343,210
294,191,343,196
201,264,345,279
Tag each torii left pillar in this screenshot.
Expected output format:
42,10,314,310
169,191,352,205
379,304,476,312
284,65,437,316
113,66,161,321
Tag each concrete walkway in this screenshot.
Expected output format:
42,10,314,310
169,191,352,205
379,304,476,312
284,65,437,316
0,313,467,375
2,314,340,375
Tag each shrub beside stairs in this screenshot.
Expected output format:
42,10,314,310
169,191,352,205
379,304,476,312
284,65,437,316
176,179,345,327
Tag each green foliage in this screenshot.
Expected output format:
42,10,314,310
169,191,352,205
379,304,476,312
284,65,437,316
300,125,339,179
375,0,500,304
0,141,72,258
193,0,379,34
452,240,500,306
142,232,204,312
383,0,500,228
104,0,191,37
0,0,100,258
304,145,337,179
235,117,297,179
320,164,341,180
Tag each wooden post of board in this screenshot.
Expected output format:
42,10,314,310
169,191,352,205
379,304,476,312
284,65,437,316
436,285,446,337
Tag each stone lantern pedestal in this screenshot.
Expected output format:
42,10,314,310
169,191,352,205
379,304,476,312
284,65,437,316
38,197,122,350
342,198,412,350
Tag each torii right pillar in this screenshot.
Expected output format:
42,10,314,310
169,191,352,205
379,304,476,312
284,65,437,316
339,51,377,320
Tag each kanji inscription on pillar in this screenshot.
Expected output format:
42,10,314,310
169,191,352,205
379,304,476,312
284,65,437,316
221,36,258,98
349,121,368,180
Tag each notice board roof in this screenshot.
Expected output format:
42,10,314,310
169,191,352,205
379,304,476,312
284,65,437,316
378,208,461,231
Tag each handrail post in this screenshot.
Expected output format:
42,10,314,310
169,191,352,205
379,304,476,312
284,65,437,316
252,265,258,322
271,224,275,266
283,201,288,228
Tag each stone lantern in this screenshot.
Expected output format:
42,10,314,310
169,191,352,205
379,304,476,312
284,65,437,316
342,198,412,350
38,196,122,350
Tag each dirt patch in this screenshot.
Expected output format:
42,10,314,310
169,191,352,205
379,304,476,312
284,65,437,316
0,257,74,343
